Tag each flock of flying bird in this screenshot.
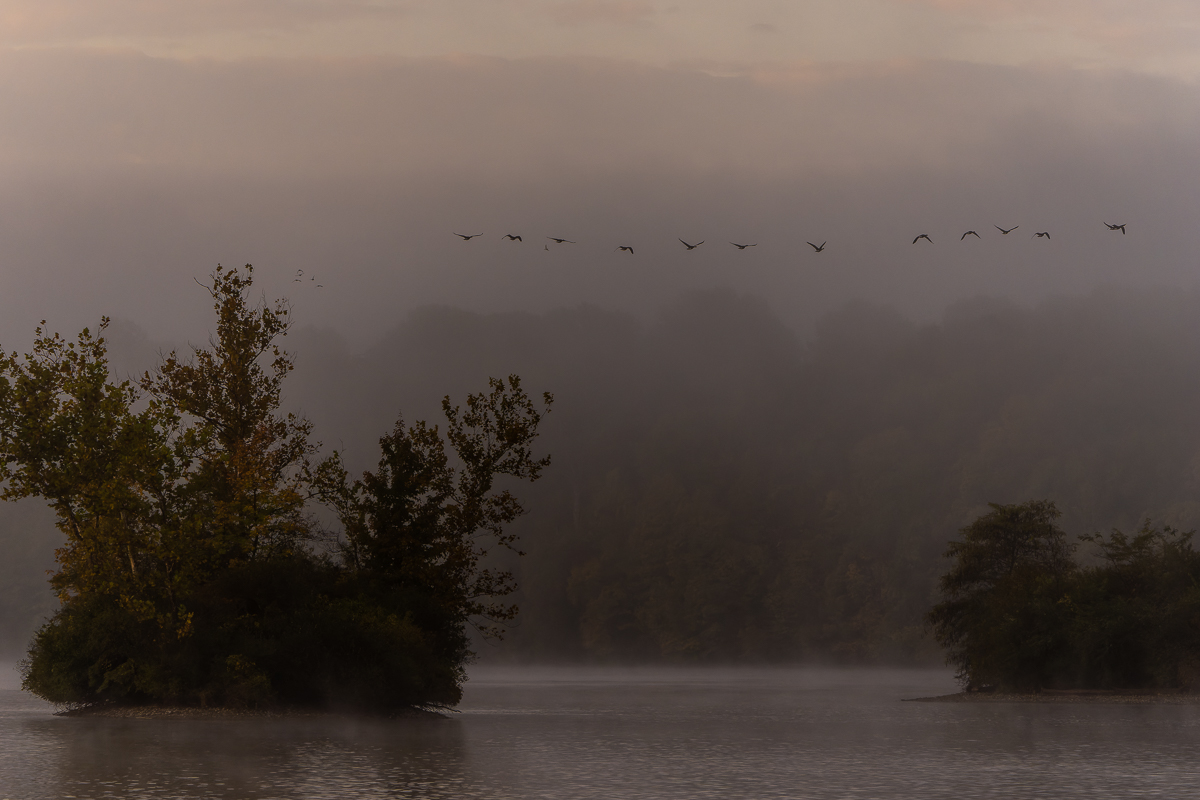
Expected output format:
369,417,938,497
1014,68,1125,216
293,269,323,288
285,221,1128,291
453,222,1129,254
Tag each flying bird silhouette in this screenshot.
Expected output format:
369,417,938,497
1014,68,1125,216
995,225,1018,235
913,234,933,244
502,234,523,241
961,231,980,240
807,241,826,252
1033,231,1050,239
547,237,576,244
679,239,704,250
454,233,483,240
1104,222,1127,234
730,242,757,249
617,245,635,254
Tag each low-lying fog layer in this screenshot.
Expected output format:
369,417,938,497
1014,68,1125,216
4,666,1200,798
5,285,1200,664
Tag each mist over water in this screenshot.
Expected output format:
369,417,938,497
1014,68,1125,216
3,3,1200,795
3,667,1200,798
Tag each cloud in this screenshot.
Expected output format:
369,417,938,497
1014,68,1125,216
894,0,1200,59
542,1,655,27
0,50,1194,205
900,0,1192,17
1,1,1197,78
0,0,404,42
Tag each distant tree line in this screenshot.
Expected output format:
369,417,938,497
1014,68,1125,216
300,287,1195,665
929,500,1200,692
4,284,1200,669
0,265,551,710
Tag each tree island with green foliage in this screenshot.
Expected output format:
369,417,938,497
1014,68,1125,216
0,265,551,712
929,500,1200,693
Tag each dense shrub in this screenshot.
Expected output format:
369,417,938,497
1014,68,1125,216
930,502,1200,692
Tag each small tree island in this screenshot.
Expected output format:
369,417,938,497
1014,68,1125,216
0,265,551,712
928,500,1200,694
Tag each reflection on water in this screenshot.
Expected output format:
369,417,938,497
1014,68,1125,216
2,666,1200,798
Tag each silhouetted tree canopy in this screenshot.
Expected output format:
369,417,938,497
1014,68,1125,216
929,501,1200,692
927,501,1077,690
1,265,551,710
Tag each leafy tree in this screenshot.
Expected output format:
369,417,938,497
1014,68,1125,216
2,265,551,711
0,265,324,705
318,377,552,682
1070,523,1200,689
0,320,181,638
927,500,1076,691
142,265,319,570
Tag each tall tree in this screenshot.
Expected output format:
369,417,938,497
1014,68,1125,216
3,264,551,710
1071,524,1200,689
320,376,553,675
927,500,1076,691
0,265,326,704
142,264,318,571
0,319,176,630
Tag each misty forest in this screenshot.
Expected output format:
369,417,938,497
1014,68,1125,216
11,0,1200,796
4,265,1200,707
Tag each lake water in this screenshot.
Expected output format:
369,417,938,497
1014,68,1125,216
2,665,1199,798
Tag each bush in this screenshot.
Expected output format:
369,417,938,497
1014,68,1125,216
930,503,1200,692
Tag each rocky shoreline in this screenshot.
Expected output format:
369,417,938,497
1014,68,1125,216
906,691,1200,705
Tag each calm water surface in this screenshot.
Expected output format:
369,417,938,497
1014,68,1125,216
1,665,1198,798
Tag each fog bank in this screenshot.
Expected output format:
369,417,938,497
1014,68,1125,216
0,51,1196,347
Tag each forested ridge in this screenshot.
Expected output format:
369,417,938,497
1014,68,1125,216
5,284,1200,665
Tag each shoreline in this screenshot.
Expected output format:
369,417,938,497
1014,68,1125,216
906,691,1200,705
55,704,448,720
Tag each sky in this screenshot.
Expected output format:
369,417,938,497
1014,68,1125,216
6,1,1200,74
0,1,1198,346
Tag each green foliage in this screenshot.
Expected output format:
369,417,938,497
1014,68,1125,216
927,501,1076,690
143,265,317,569
929,503,1200,692
320,377,552,659
1069,524,1200,690
1,265,550,710
0,319,175,623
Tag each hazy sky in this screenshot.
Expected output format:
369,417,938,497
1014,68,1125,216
6,1,1200,76
0,1,1197,345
